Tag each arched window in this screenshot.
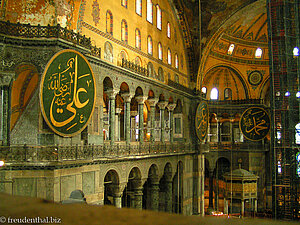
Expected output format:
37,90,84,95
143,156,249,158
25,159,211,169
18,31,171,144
135,56,142,66
167,22,171,38
201,87,207,94
296,152,300,177
255,48,263,58
167,48,171,65
293,47,299,57
210,88,218,100
175,54,179,69
147,35,153,55
104,41,113,63
106,10,113,35
224,88,232,100
158,42,162,60
147,62,154,77
121,0,127,8
136,0,142,15
135,28,141,49
121,19,128,43
158,67,164,81
228,44,235,55
156,4,162,30
147,0,153,23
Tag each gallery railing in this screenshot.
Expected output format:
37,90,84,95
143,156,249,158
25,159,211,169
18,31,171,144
121,58,148,76
0,20,101,59
0,142,194,163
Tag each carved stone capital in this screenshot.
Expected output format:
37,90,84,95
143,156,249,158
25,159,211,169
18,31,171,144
166,103,177,111
135,96,147,105
121,93,134,103
157,101,168,110
105,89,118,99
147,98,159,107
0,74,12,86
130,110,138,117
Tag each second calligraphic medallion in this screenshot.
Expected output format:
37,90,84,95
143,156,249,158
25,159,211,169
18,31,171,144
40,49,96,137
240,107,270,141
195,101,209,142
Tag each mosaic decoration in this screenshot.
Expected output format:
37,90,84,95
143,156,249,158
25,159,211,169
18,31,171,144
40,49,96,137
248,70,263,86
92,0,100,26
195,101,209,142
240,107,270,141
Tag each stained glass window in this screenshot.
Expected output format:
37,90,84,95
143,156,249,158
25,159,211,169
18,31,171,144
121,0,127,8
295,123,300,144
255,48,263,58
121,20,128,43
106,10,113,35
147,36,153,55
147,0,153,23
158,42,162,60
135,28,141,49
210,88,218,100
156,5,161,30
296,152,300,177
167,22,171,38
175,54,179,68
167,48,171,65
136,0,142,15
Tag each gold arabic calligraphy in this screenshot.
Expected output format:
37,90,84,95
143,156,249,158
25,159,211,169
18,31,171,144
242,109,269,139
47,56,91,130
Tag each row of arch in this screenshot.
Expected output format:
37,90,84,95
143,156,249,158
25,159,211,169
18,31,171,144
103,161,184,213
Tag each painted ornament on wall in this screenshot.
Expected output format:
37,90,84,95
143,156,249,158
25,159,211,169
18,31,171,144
240,107,270,141
40,49,96,137
195,101,209,142
248,70,263,86
92,0,100,26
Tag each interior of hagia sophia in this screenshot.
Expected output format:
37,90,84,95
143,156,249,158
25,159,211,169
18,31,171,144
0,0,299,222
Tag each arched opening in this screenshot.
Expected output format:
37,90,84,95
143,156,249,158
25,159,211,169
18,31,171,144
104,170,120,207
122,167,142,209
143,164,159,210
159,163,173,212
172,161,183,213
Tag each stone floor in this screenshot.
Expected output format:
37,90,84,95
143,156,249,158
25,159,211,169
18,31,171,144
0,193,298,225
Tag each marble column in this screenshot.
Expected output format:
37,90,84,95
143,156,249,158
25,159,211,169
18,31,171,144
121,93,132,145
113,193,122,208
130,111,138,141
106,89,118,145
147,98,158,143
165,179,173,213
115,108,122,142
150,180,160,211
166,103,176,143
1,86,9,145
208,169,214,209
241,200,245,217
224,198,228,214
136,96,146,144
134,188,143,210
157,101,168,143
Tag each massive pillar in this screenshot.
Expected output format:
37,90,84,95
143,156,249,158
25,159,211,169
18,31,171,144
150,180,160,211
208,169,214,209
157,101,168,143
165,179,173,213
147,98,158,143
134,188,143,210
121,93,132,145
166,103,176,143
106,89,118,145
136,96,146,144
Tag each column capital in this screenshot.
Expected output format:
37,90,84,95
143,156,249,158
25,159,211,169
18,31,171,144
147,98,159,107
157,101,168,110
166,103,177,111
115,107,122,114
105,89,118,99
0,74,12,86
130,110,138,117
135,96,147,104
121,93,134,103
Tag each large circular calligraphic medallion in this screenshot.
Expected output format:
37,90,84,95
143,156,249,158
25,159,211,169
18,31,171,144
40,49,96,137
195,101,209,142
239,107,270,141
